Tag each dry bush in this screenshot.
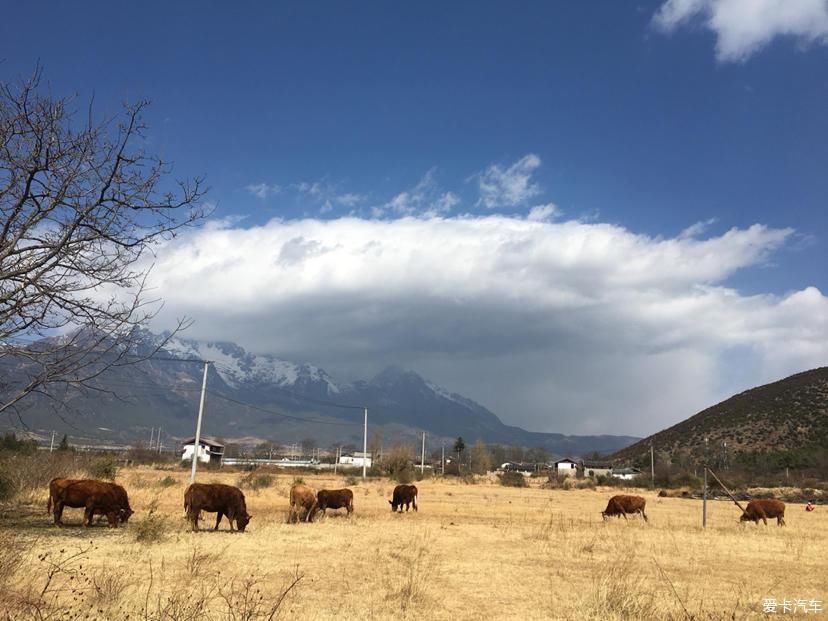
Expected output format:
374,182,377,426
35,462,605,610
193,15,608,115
89,567,130,607
238,471,274,491
582,562,661,620
134,498,172,544
499,471,528,487
384,531,438,617
87,456,119,480
0,452,87,502
185,541,227,578
0,530,33,611
158,475,178,488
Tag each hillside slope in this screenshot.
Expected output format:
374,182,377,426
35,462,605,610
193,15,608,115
613,367,828,463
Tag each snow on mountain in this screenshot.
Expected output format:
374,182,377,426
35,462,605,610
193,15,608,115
154,333,341,394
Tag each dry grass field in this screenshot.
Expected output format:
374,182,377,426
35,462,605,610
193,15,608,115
1,467,826,620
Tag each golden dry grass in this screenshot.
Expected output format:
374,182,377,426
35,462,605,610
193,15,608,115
2,467,826,620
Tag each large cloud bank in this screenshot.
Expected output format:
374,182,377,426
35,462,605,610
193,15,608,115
145,215,828,435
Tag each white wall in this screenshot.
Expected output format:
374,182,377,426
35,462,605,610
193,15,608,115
181,443,211,463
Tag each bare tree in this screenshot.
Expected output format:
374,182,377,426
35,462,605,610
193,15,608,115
0,68,208,419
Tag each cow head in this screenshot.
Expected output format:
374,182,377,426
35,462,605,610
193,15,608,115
739,512,751,523
120,507,135,524
601,511,608,522
389,500,398,512
237,513,252,532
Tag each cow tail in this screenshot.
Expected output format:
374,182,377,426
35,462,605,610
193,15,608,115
47,493,52,515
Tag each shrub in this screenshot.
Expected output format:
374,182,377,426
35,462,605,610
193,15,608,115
134,499,171,544
88,456,119,480
0,470,13,501
157,475,177,488
499,471,528,487
394,468,414,484
345,475,358,486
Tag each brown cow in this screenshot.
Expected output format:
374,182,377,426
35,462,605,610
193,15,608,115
48,478,133,524
316,488,354,517
184,483,251,532
288,484,318,523
601,494,648,522
52,480,133,528
389,484,418,512
740,499,786,526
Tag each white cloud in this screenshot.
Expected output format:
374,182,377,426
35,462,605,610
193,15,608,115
145,214,826,436
653,0,828,62
335,193,365,207
678,218,717,239
375,169,460,218
476,154,542,208
527,203,560,222
245,183,281,199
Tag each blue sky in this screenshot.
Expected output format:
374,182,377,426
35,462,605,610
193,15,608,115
3,1,828,435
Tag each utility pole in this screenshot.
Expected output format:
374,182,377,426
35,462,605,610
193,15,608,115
149,427,154,450
189,361,210,484
334,446,339,475
362,407,368,480
441,443,445,475
650,442,655,488
703,436,709,529
157,427,162,453
49,430,55,453
420,432,426,474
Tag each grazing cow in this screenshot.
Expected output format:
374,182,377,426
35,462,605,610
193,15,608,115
184,483,251,532
47,478,77,515
316,489,354,517
740,499,786,526
52,480,133,528
389,484,418,513
48,478,133,525
288,484,318,523
601,494,648,522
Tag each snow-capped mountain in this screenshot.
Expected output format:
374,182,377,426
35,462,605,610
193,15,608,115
155,333,341,394
3,329,638,455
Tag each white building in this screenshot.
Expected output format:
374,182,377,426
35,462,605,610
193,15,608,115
338,451,372,468
553,458,579,477
611,467,642,480
181,436,225,464
583,462,613,478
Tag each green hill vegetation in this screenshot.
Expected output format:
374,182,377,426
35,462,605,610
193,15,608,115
613,367,828,476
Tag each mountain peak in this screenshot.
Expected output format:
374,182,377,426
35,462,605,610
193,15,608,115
371,365,423,385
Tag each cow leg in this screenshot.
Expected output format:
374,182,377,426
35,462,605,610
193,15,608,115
53,501,64,527
413,497,417,512
84,505,94,527
621,512,628,520
778,516,786,526
189,509,200,532
214,511,223,530
641,510,648,523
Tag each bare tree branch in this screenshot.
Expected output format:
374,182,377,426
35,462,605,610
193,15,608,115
0,68,209,416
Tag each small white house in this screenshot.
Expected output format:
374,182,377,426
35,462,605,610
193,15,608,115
181,436,225,464
611,467,642,480
583,462,613,478
553,458,579,477
338,451,372,468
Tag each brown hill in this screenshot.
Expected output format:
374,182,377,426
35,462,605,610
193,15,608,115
613,367,828,465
